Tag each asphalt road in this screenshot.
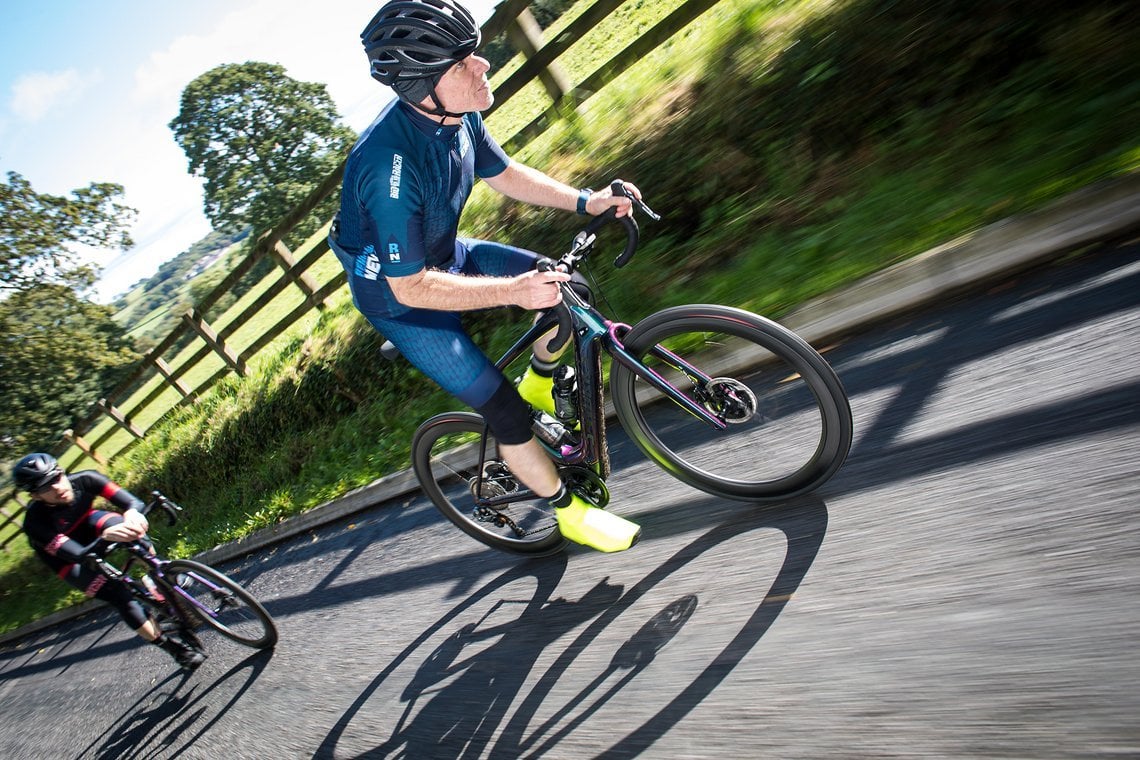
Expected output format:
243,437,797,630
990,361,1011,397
1,240,1137,759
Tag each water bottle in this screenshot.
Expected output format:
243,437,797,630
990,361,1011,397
552,365,578,424
531,410,570,447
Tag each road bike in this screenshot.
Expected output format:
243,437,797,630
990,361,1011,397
411,182,853,555
80,491,278,651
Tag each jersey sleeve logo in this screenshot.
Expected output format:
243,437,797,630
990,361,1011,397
355,244,382,281
389,153,404,199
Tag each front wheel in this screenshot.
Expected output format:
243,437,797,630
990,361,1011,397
611,304,852,500
162,559,278,649
412,412,567,556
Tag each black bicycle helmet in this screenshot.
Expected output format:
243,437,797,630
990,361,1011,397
12,452,63,492
362,0,481,116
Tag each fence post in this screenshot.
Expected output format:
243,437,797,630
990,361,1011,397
506,8,572,105
183,308,249,376
150,356,197,402
267,238,328,311
0,491,26,550
63,429,110,465
504,0,725,153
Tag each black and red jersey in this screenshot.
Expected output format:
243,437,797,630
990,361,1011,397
22,470,145,573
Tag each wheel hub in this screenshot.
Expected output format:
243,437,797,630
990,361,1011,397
705,377,758,424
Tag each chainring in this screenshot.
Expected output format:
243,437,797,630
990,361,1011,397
559,464,610,509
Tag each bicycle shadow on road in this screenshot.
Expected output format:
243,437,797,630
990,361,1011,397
315,495,827,759
824,241,1140,496
73,648,274,760
0,610,150,682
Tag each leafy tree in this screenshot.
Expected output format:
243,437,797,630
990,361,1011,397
0,171,135,292
0,284,139,460
168,62,356,242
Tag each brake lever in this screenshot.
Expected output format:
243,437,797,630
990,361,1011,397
610,179,661,221
151,490,183,526
160,501,182,526
633,196,661,221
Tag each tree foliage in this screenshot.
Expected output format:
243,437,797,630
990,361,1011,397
168,62,356,241
0,285,139,460
0,171,135,292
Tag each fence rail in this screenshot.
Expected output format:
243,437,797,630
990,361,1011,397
1,0,719,549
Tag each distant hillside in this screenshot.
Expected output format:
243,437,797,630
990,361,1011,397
112,228,250,348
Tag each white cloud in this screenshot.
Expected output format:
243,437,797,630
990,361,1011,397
88,207,212,302
9,69,94,122
132,1,393,131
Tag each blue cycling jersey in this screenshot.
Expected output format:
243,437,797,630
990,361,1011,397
333,99,510,318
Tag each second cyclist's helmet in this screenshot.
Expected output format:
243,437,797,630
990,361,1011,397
362,0,481,87
12,452,63,492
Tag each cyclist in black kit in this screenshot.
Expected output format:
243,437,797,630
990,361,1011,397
14,453,205,671
333,0,642,552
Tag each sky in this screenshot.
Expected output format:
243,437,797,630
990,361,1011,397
0,1,499,303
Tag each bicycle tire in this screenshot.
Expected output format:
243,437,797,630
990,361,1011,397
161,559,278,649
611,304,852,500
412,412,567,556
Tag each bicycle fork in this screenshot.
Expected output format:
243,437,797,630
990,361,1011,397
604,320,733,430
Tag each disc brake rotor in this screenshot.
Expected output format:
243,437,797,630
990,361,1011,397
705,377,758,424
470,461,518,500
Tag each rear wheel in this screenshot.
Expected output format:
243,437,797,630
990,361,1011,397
162,559,278,649
611,304,852,500
412,412,567,556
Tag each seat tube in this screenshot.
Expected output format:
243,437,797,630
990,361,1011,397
571,306,611,480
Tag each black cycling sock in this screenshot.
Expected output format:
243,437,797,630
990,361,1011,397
548,483,572,509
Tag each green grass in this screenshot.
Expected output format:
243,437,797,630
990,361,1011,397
2,0,1136,635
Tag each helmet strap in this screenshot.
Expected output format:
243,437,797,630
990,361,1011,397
423,88,465,121
393,74,465,121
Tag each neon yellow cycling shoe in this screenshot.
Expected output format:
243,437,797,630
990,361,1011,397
555,495,641,553
517,366,556,418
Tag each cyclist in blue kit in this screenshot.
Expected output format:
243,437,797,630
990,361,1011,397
331,0,641,552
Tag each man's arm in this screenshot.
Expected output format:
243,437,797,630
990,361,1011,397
100,477,149,539
482,162,578,212
387,267,570,312
483,162,639,217
24,510,89,564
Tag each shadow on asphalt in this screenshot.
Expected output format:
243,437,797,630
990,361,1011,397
824,239,1140,497
313,495,828,758
74,648,274,760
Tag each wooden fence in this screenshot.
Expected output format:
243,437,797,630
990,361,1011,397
1,0,724,548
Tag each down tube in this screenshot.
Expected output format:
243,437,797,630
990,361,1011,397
495,311,562,373
606,323,729,430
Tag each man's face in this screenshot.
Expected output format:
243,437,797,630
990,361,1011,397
33,472,74,505
433,54,494,114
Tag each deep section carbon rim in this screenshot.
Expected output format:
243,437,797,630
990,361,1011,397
163,559,278,648
611,305,852,500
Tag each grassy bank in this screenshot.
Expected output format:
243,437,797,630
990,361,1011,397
2,0,1136,635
